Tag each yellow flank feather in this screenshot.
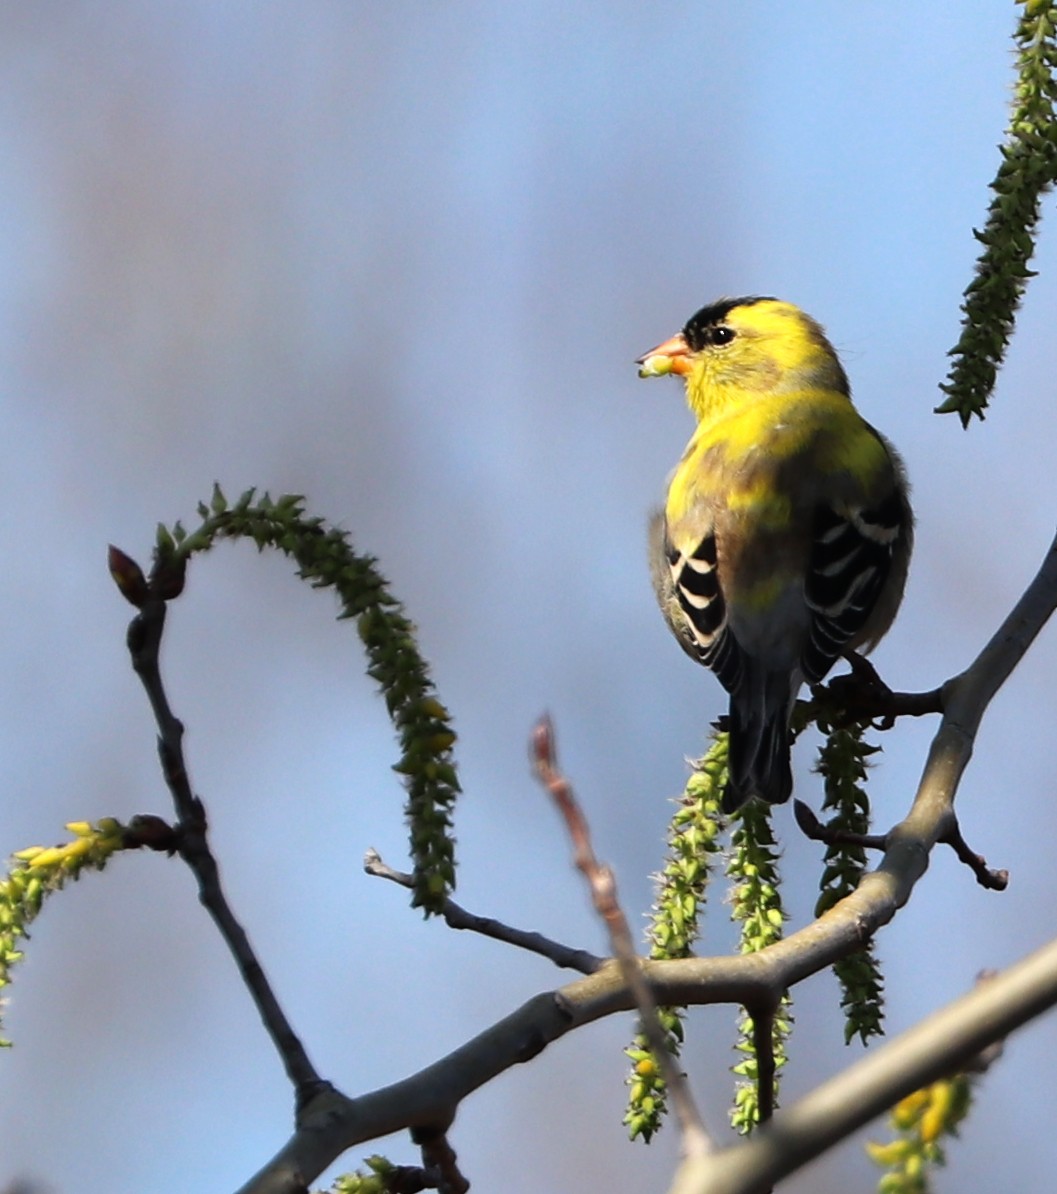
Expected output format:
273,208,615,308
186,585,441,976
639,296,912,811
724,476,792,523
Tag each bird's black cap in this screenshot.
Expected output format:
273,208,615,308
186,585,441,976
683,296,777,351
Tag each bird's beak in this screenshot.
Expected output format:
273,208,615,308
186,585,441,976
636,333,692,378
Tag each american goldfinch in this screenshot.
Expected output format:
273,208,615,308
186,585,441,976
639,297,912,811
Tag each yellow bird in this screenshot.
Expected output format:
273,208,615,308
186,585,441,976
639,297,912,811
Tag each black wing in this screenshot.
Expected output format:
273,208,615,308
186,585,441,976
664,530,744,694
802,490,905,684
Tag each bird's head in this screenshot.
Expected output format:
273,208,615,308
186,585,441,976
637,297,849,420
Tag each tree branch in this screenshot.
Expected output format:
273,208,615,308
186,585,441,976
810,651,945,730
125,588,326,1102
670,934,1057,1194
363,848,603,975
236,528,1057,1192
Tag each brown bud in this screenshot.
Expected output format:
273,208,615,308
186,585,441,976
108,545,150,607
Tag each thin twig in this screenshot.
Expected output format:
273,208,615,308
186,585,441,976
796,783,1007,888
364,849,603,974
531,715,714,1160
941,822,1009,891
797,713,1013,892
793,799,887,851
126,586,325,1102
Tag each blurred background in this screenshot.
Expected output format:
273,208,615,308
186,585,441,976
1,3,1055,1191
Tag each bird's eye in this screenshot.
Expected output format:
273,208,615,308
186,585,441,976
708,326,735,347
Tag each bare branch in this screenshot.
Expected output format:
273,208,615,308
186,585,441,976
238,529,1057,1191
363,848,603,975
669,934,1057,1194
532,715,714,1160
796,796,1007,889
237,922,1057,1193
793,799,887,852
125,585,325,1102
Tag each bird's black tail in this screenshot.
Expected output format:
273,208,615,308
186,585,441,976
722,672,795,813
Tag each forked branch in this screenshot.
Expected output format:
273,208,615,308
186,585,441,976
237,528,1057,1192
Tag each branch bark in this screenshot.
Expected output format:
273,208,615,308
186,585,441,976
670,935,1057,1194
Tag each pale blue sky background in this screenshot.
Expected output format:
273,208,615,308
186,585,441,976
1,4,1056,1192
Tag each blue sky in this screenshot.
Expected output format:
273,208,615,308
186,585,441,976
1,5,1055,1192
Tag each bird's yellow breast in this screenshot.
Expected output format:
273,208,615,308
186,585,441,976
665,389,892,528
